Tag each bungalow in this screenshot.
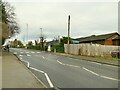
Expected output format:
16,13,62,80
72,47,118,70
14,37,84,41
74,32,120,46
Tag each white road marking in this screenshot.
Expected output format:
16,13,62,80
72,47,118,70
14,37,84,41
57,60,65,65
100,75,119,81
57,60,119,81
27,54,31,56
57,60,80,68
42,56,45,59
26,52,29,53
20,57,22,60
29,67,54,88
69,58,73,59
31,51,35,53
20,52,23,54
19,55,23,57
14,52,17,54
44,73,54,88
29,67,44,73
82,67,99,76
20,60,30,68
37,52,41,53
28,68,47,88
66,64,81,68
19,59,54,88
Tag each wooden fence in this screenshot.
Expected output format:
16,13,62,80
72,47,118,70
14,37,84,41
64,44,120,56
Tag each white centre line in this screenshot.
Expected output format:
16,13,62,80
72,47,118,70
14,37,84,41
57,60,119,81
82,67,99,76
57,60,65,65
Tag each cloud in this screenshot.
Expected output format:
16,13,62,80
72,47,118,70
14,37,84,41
9,1,118,42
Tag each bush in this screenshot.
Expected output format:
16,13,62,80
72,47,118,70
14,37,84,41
27,45,48,51
51,45,64,53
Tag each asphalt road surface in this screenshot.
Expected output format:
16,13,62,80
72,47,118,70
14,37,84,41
10,48,119,88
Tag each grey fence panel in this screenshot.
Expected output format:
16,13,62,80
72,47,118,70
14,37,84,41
64,44,119,57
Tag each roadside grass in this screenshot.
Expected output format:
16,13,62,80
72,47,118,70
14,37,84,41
95,55,120,61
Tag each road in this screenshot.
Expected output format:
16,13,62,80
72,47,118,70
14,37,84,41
10,48,119,88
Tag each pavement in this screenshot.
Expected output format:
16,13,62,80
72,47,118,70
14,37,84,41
0,51,2,90
2,51,46,88
54,52,120,67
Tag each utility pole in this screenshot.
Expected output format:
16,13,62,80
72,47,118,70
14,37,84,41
26,24,28,48
58,35,60,44
40,28,44,48
67,15,70,54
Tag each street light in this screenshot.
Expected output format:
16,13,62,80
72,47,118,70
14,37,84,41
26,23,28,49
67,15,70,54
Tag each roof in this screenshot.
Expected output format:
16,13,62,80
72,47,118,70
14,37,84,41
74,32,119,43
112,36,120,40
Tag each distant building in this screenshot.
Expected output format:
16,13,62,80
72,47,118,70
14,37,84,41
112,36,120,46
46,40,59,47
74,32,120,46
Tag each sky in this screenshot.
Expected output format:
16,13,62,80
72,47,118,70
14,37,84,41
5,0,119,43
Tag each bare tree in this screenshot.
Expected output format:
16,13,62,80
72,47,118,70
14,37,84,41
0,1,20,44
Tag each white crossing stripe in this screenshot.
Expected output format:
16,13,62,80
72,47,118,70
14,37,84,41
19,55,23,57
27,54,31,56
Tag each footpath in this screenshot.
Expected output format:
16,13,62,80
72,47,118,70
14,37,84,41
2,51,45,88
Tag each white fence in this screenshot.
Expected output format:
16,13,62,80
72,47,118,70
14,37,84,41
64,44,120,56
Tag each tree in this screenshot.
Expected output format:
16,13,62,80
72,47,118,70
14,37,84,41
28,41,33,46
35,40,38,46
60,36,72,46
11,39,23,48
0,1,20,44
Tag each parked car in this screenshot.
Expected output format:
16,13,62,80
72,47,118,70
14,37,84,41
111,50,120,58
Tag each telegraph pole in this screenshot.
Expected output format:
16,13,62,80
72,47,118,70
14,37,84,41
67,15,70,53
40,28,43,48
26,24,28,48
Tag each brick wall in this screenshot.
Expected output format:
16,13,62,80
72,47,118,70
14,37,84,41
104,34,118,45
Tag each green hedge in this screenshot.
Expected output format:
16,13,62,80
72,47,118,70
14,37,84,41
27,45,64,53
51,45,64,53
27,46,47,51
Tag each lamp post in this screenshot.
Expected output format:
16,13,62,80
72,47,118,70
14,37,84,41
26,23,28,49
67,15,70,54
40,28,44,48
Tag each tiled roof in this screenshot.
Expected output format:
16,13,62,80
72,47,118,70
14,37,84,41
75,32,119,43
112,36,120,40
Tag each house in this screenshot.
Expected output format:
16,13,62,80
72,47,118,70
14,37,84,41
74,32,120,46
46,40,59,47
112,36,120,46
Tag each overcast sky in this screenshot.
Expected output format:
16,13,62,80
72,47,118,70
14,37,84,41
5,0,118,43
